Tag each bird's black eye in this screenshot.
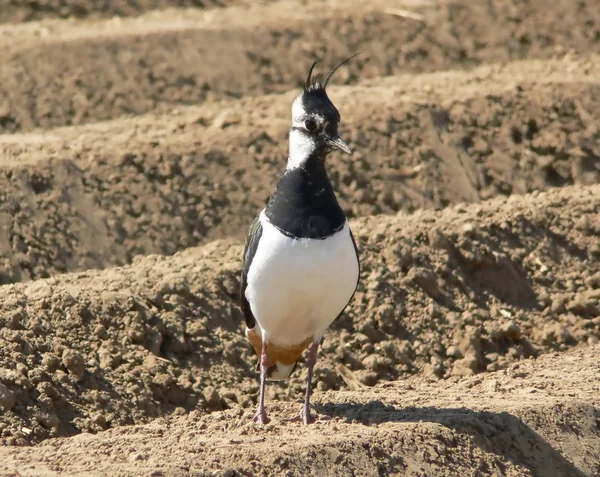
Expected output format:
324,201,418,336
304,119,318,132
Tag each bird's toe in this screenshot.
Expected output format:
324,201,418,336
251,409,271,425
287,408,317,425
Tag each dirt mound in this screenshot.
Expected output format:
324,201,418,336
0,185,597,448
1,56,599,284
0,0,234,23
1,0,599,132
2,343,599,476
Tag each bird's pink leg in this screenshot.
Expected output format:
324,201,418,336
252,341,270,425
300,341,319,424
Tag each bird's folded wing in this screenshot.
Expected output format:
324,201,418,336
240,215,263,329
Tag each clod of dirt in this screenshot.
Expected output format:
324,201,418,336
0,383,15,411
406,267,442,299
61,349,86,382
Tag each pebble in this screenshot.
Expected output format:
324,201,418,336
407,267,441,298
62,349,86,381
0,383,16,411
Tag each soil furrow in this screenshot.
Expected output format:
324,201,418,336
0,0,239,24
1,57,598,284
1,0,599,132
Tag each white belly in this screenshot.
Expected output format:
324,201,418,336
245,211,359,348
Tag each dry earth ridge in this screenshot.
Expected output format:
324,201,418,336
0,185,598,450
1,0,599,132
0,56,598,283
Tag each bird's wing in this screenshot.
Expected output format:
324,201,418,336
334,226,361,322
240,214,263,329
350,227,360,282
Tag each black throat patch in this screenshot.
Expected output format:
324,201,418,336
265,153,345,239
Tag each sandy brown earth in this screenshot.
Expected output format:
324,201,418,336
0,0,599,475
1,57,599,283
2,344,600,476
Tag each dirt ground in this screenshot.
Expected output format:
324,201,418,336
2,343,600,476
0,0,599,475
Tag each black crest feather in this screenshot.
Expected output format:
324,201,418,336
304,59,321,91
303,53,361,93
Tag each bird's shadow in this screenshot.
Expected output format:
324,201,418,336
315,400,588,477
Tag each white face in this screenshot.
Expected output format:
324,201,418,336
291,94,324,130
287,94,324,171
287,129,315,171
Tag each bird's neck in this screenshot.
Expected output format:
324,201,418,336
264,135,344,239
286,129,326,172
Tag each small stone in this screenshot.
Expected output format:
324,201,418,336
0,383,16,410
451,352,481,377
353,333,370,345
584,273,600,289
363,354,389,371
42,353,59,372
356,370,378,386
406,267,441,298
36,412,61,430
446,345,460,358
153,373,174,388
213,470,237,477
502,321,522,340
428,228,450,250
186,320,209,337
37,381,59,400
567,293,600,317
94,325,107,339
461,223,476,235
396,341,413,365
8,310,24,330
52,370,69,385
62,349,85,381
203,387,222,410
542,323,573,345
98,346,120,370
92,413,108,429
422,363,443,379
212,110,241,129
128,324,146,344
549,295,567,315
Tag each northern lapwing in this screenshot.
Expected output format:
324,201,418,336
240,56,360,425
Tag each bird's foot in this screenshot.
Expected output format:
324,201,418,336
288,407,316,425
303,410,316,425
251,408,270,425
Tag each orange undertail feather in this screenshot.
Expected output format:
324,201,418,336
246,327,314,380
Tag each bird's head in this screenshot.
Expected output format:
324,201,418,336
287,55,358,170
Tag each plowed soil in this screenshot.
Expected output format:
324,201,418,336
0,0,599,476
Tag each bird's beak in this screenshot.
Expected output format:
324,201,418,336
326,135,352,155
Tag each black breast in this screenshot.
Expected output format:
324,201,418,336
265,159,345,239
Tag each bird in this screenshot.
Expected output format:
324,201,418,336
240,56,360,425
